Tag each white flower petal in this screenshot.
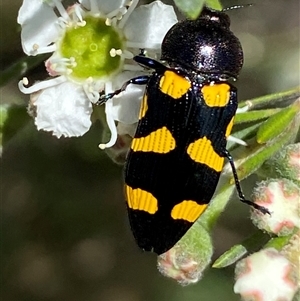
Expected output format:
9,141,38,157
110,71,146,124
79,0,127,15
123,0,177,49
18,0,60,55
33,81,92,138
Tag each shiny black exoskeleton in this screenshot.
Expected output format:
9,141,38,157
98,7,269,255
161,7,244,79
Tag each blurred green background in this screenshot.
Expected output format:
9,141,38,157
1,0,299,300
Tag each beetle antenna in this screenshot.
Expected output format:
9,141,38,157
222,4,253,12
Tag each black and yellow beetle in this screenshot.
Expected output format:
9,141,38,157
98,7,268,255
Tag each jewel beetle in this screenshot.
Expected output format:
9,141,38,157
98,6,269,255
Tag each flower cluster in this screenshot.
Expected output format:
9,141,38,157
18,0,177,147
234,143,300,301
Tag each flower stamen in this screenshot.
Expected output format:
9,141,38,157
99,82,118,149
83,78,104,103
18,76,67,94
106,7,127,19
118,0,139,29
110,48,123,57
99,104,118,149
121,49,134,59
30,44,56,56
49,0,71,22
68,4,86,27
46,57,77,76
105,18,112,26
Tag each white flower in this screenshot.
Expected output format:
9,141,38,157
234,248,298,301
18,0,177,146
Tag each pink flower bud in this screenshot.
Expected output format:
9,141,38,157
251,179,300,235
157,223,212,285
234,248,298,301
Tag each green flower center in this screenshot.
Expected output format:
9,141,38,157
60,16,124,80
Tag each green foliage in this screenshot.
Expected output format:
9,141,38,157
0,54,48,87
173,0,222,19
213,231,270,268
257,102,299,144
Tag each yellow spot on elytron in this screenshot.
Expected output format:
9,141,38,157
225,117,235,138
131,126,176,153
187,137,224,172
171,201,207,222
139,94,148,119
125,185,158,214
159,70,191,99
201,83,230,107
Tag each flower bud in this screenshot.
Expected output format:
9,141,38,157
234,248,298,301
157,222,213,285
281,230,300,287
261,143,300,185
251,179,300,236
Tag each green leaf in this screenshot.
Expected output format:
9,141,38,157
0,105,9,129
0,105,9,154
173,0,205,19
177,222,213,266
293,290,300,301
234,108,281,124
1,104,31,146
256,101,300,144
199,184,235,231
239,86,300,110
213,244,247,268
0,54,49,87
213,231,270,268
205,0,222,11
232,125,298,182
227,123,262,151
173,0,222,18
264,234,294,251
